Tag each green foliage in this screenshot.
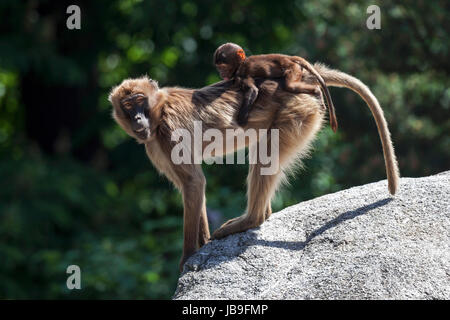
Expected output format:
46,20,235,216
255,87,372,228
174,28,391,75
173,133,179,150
0,153,182,298
0,0,448,299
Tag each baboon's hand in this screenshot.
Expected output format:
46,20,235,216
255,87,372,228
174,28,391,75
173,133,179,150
237,109,250,126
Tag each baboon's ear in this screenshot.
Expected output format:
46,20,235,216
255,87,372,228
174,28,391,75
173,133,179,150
236,49,246,61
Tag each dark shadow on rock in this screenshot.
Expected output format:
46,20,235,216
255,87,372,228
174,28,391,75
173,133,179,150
250,197,393,251
184,198,393,272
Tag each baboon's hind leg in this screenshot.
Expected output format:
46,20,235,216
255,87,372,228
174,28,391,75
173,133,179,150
211,161,280,239
212,110,322,239
284,63,320,95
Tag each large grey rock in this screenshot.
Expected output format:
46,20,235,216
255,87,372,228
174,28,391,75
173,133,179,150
173,171,450,300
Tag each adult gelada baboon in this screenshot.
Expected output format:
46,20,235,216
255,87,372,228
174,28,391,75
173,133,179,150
109,64,400,271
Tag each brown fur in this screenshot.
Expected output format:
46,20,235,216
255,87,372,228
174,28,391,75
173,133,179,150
109,65,399,271
214,42,337,132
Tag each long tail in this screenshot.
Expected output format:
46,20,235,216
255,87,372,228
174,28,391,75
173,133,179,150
293,57,338,133
312,63,400,195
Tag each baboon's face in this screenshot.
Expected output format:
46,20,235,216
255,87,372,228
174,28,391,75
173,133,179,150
109,77,159,142
120,93,151,140
214,43,245,80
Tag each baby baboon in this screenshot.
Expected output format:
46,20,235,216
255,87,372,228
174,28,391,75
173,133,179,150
214,42,337,132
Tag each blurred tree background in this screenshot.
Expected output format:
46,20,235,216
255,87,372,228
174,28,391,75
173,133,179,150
0,0,448,299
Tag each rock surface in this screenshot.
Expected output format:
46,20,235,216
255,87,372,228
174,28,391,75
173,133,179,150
173,172,450,300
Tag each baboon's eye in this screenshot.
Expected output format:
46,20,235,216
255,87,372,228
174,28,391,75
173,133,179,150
215,54,226,64
122,103,133,110
135,97,146,104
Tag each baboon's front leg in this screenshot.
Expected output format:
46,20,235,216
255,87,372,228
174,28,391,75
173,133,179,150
198,203,210,247
145,144,209,270
177,165,208,271
265,205,273,220
237,77,259,126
